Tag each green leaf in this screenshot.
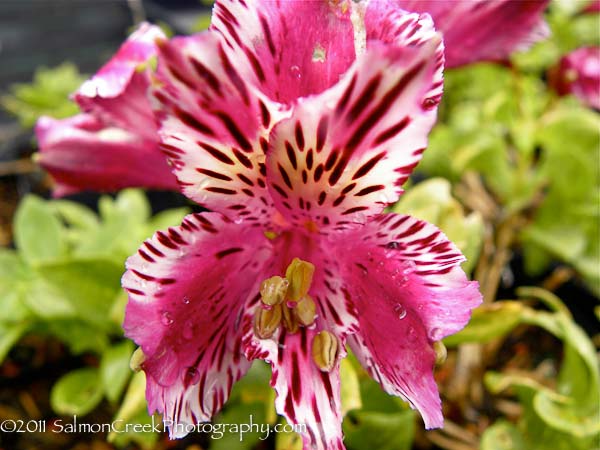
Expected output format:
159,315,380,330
443,302,525,347
100,341,134,403
14,195,68,265
51,200,99,231
42,320,109,355
50,368,104,416
109,371,149,442
481,421,526,450
0,63,84,128
343,409,415,450
0,322,30,364
211,402,268,450
32,258,124,330
340,358,362,416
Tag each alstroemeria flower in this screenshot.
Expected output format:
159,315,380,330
550,46,600,110
122,1,481,449
35,23,178,196
397,0,550,67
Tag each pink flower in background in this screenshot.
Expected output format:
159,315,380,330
122,1,481,449
550,46,600,109
397,0,550,67
35,23,178,196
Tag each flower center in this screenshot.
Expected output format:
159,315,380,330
254,258,317,339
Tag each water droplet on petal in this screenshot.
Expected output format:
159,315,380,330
393,303,406,319
407,326,417,342
161,311,174,326
386,241,400,250
182,296,190,305
429,327,443,341
184,366,200,384
290,65,301,79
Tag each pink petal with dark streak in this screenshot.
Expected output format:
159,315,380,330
266,15,442,229
75,22,164,141
332,213,482,428
35,114,178,196
153,32,285,223
211,0,356,104
396,0,550,68
122,213,274,436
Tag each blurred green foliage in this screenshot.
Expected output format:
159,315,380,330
0,63,85,128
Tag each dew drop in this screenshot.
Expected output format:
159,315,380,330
161,311,174,326
182,296,190,305
290,65,301,79
393,303,407,320
184,366,200,384
386,241,400,250
407,326,417,342
429,327,443,341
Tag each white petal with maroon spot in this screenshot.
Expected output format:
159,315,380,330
244,326,345,450
266,16,443,230
154,32,288,224
331,213,482,428
211,0,356,105
122,213,274,437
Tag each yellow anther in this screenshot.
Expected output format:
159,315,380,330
285,258,315,301
294,295,317,326
264,231,277,240
312,330,338,372
254,305,282,339
130,347,146,372
433,341,447,366
260,276,289,306
281,304,300,334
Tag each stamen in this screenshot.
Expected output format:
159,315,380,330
281,304,300,333
285,258,315,301
350,0,367,58
130,347,146,372
254,304,282,339
433,341,447,366
312,330,338,372
294,295,317,326
260,275,289,306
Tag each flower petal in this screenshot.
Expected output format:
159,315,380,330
154,32,286,223
210,0,356,104
397,0,550,68
551,46,600,110
266,14,443,229
331,213,482,428
122,213,274,437
35,114,178,196
75,22,164,141
244,327,345,450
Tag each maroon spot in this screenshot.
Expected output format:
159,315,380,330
352,151,386,180
215,112,252,152
314,164,324,182
242,188,255,197
341,182,356,195
336,74,357,116
189,57,222,95
332,195,345,207
285,141,297,169
316,116,329,152
145,242,165,257
342,206,369,215
301,170,308,184
318,191,327,205
215,247,243,259
374,116,411,145
175,108,215,136
259,14,276,56
138,249,155,263
199,142,235,165
346,73,383,122
294,121,305,150
259,100,271,128
237,173,254,186
259,137,269,154
355,184,385,196
125,288,145,296
324,149,339,171
271,183,289,199
306,149,314,170
206,187,237,195
278,164,293,189
196,168,233,181
157,231,178,249
232,148,253,169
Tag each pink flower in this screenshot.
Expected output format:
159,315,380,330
122,1,481,448
35,23,178,196
397,0,550,67
550,46,600,110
